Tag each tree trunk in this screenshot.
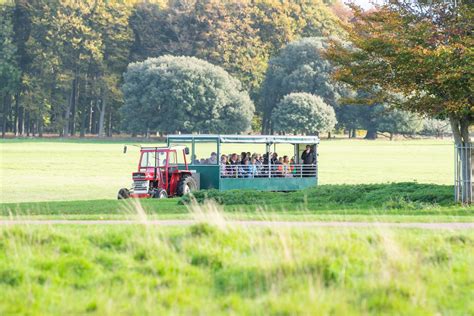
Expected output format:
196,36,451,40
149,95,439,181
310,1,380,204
80,110,88,138
79,75,88,138
98,86,107,138
15,90,23,136
25,111,30,136
64,68,79,137
450,115,472,204
2,94,11,138
38,116,43,137
63,79,74,137
351,129,356,138
107,110,112,137
364,127,377,140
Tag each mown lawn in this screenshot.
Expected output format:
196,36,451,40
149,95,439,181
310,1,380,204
0,138,454,203
1,224,473,315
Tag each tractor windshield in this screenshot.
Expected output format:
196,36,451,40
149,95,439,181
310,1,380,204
140,151,168,168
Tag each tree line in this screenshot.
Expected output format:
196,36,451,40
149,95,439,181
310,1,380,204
0,0,468,140
0,0,344,137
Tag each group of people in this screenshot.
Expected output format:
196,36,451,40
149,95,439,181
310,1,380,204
218,145,316,178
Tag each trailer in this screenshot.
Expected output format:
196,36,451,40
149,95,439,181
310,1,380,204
167,134,319,192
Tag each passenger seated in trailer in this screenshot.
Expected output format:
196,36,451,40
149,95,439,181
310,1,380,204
290,158,299,176
208,152,218,164
220,154,229,177
238,158,252,178
250,157,258,177
229,153,239,177
240,152,247,164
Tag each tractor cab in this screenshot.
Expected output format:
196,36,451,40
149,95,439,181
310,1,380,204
118,146,199,199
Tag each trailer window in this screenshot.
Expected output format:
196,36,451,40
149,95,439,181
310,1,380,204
193,139,218,165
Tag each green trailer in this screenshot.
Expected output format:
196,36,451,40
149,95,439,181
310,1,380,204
167,134,319,191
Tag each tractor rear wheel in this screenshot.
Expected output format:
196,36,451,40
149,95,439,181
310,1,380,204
153,189,168,199
118,188,130,199
177,175,197,196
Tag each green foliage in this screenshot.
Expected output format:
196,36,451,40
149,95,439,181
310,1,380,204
325,2,473,143
121,55,254,134
260,37,347,132
374,105,423,138
0,4,19,96
129,0,343,95
420,118,451,138
272,92,337,134
180,182,454,207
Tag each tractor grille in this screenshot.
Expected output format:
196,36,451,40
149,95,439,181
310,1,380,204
133,172,146,180
133,180,149,192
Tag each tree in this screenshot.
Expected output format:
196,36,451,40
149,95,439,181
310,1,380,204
374,105,423,140
271,93,337,135
421,118,451,138
260,37,348,133
23,0,133,137
325,1,473,202
129,0,344,99
121,56,254,135
0,3,20,137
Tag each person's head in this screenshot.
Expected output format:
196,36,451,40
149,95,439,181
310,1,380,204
221,154,227,163
283,155,289,163
278,157,283,162
200,158,206,163
272,152,278,158
211,152,217,159
290,158,295,164
251,157,256,164
306,145,311,151
247,152,251,158
243,158,249,165
241,152,247,158
231,153,237,161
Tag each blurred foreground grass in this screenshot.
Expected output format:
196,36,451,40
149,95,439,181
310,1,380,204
1,221,473,315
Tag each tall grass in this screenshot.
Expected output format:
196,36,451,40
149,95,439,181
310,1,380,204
0,200,473,315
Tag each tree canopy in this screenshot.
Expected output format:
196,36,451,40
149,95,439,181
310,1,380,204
325,1,473,144
271,93,337,135
260,37,347,133
1,0,345,137
121,56,254,135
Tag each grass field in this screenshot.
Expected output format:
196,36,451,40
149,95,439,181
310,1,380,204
1,223,473,315
2,183,472,222
0,138,454,203
1,139,472,315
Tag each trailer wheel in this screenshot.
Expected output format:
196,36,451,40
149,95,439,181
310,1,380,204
153,189,168,199
177,175,197,196
118,188,130,199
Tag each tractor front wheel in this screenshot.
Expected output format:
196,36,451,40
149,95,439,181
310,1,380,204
177,175,197,196
117,188,130,199
153,189,168,199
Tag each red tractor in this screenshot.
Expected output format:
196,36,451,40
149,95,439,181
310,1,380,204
118,146,199,199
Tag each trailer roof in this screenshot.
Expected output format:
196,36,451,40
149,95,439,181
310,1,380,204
167,134,320,144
